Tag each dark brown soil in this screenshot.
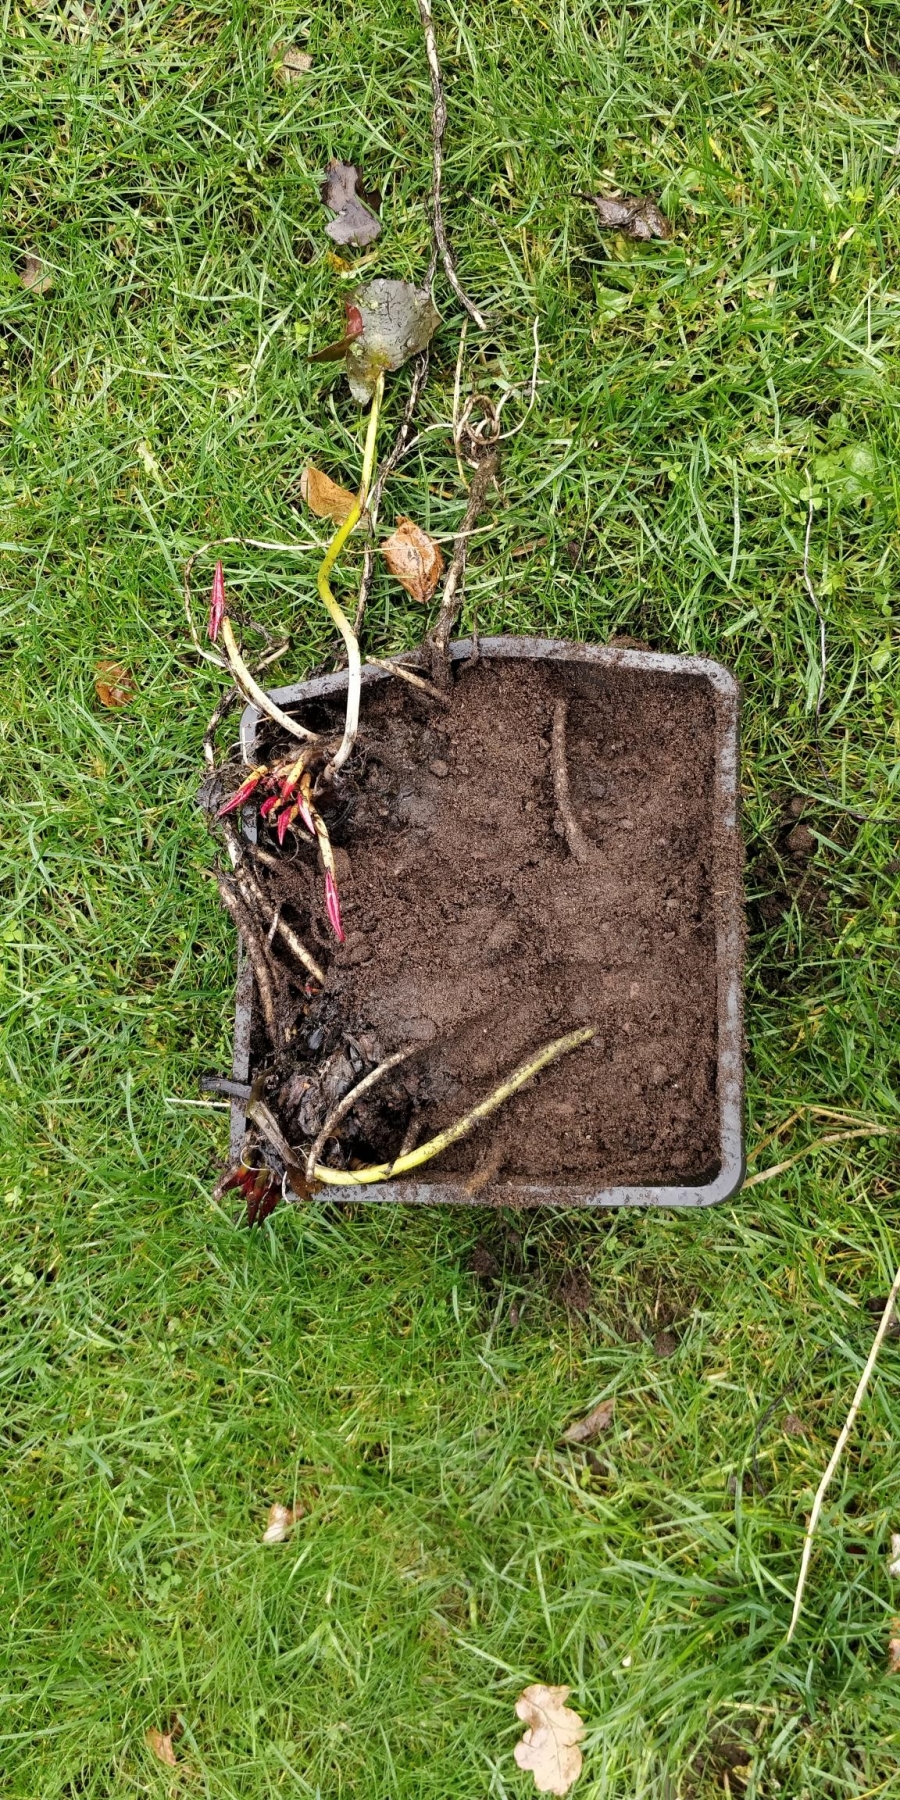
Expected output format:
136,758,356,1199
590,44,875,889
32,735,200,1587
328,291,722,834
248,656,726,1191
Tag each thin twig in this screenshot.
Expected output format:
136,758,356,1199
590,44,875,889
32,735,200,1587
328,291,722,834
494,317,541,441
551,699,590,863
245,1085,309,1193
787,1261,900,1641
365,657,449,705
215,875,282,1049
305,1046,420,1180
416,0,487,330
452,321,469,488
354,352,430,637
425,446,499,681
742,1125,896,1190
313,1027,595,1186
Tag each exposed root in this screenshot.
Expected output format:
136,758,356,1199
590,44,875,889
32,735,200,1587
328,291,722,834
365,657,449,705
219,615,318,746
312,1026,595,1186
219,817,326,986
416,0,487,330
425,446,499,683
464,1141,505,1197
551,699,590,863
305,1046,420,1180
215,875,282,1050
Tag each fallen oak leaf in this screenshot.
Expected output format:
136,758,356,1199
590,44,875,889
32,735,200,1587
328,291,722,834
562,1397,614,1444
381,517,445,603
94,659,135,708
300,465,358,524
20,252,54,293
262,1501,304,1543
514,1685,585,1797
589,193,672,241
146,1729,177,1767
321,159,381,248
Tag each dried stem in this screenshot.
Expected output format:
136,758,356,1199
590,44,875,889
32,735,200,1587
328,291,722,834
215,875,282,1050
312,1026,595,1186
365,657,449,705
551,700,590,863
742,1124,896,1191
425,446,499,682
787,1261,900,1641
305,1046,419,1180
319,373,385,776
415,0,487,330
219,616,318,746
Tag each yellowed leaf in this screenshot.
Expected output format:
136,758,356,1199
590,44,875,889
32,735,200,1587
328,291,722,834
146,1728,177,1767
94,659,135,709
20,253,54,294
300,465,357,525
514,1685,585,1796
562,1398,614,1444
280,46,312,79
262,1501,303,1543
380,517,444,604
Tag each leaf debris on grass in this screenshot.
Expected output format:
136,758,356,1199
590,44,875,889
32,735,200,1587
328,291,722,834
589,193,672,240
20,252,54,293
344,280,439,402
561,1397,614,1444
262,1502,304,1543
513,1685,585,1796
321,160,381,248
380,517,445,602
300,466,358,524
278,46,312,80
94,660,135,708
146,1729,177,1767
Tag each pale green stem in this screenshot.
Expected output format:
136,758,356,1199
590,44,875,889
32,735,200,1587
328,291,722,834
318,372,385,775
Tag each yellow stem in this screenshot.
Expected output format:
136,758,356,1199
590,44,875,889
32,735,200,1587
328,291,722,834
313,1027,595,1187
318,372,385,774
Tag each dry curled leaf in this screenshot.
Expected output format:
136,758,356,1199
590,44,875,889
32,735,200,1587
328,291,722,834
381,517,445,603
94,660,135,708
562,1397,614,1444
279,46,312,80
300,465,358,524
262,1502,303,1543
514,1685,585,1796
321,160,381,249
146,1729,177,1767
20,253,54,294
344,279,439,402
590,193,672,241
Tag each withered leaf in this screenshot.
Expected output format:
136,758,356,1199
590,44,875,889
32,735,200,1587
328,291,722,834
514,1685,585,1796
889,1632,900,1674
562,1397,614,1444
300,465,358,524
262,1501,304,1543
20,253,54,294
146,1729,177,1767
321,160,381,249
381,517,445,603
344,279,439,402
279,46,312,80
590,193,672,241
94,660,135,708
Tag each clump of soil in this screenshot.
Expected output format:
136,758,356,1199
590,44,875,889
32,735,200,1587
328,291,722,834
245,655,727,1191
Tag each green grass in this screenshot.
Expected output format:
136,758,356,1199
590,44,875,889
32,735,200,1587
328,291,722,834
2,0,900,1794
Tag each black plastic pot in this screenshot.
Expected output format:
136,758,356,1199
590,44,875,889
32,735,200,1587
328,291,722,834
226,637,743,1207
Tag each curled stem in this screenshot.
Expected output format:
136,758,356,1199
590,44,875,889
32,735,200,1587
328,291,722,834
312,1026,595,1187
219,616,318,745
318,371,385,776
305,1046,419,1180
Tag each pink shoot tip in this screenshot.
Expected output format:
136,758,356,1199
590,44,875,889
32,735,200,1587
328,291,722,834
208,560,226,642
324,870,345,943
216,767,264,817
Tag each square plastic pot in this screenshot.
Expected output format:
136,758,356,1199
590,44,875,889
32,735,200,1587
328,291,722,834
226,637,743,1207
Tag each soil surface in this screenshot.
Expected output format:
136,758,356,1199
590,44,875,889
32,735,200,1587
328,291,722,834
249,656,727,1191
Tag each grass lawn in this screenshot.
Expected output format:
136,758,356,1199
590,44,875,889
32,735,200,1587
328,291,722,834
2,0,900,1793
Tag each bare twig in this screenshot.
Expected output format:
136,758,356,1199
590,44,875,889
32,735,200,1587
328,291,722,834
742,1125,896,1190
416,0,487,330
551,699,590,863
215,875,282,1049
354,352,431,637
425,446,499,681
365,657,449,705
787,1261,900,1641
305,1046,419,1180
245,1084,309,1194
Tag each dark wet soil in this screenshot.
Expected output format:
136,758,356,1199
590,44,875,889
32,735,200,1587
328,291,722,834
247,656,731,1191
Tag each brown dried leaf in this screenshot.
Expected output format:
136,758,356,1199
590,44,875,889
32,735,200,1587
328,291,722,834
321,160,381,249
562,1398,614,1444
381,517,445,603
20,253,54,294
262,1502,303,1544
300,465,357,524
280,46,312,80
590,193,672,241
94,660,135,708
146,1729,177,1767
782,1412,808,1438
514,1685,585,1796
